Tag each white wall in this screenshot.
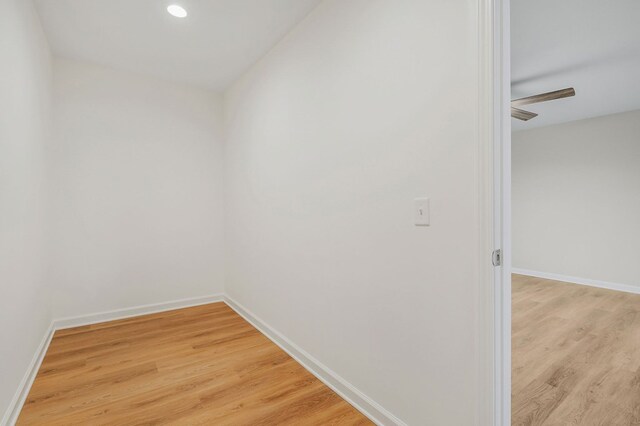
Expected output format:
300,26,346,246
49,59,225,319
513,110,640,287
0,0,53,419
223,1,480,424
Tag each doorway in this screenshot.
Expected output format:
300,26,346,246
507,0,640,424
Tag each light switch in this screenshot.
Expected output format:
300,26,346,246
414,198,430,226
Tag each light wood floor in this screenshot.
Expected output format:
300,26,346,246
18,302,371,425
512,274,640,425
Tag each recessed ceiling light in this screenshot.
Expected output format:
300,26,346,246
167,5,187,18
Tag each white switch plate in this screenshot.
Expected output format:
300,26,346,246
414,198,430,226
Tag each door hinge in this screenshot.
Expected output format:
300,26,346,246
492,249,502,267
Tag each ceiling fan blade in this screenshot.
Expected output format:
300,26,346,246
511,107,538,121
511,87,575,107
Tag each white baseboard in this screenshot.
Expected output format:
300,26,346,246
5,293,402,426
53,293,224,330
2,323,55,426
224,295,406,426
512,268,640,295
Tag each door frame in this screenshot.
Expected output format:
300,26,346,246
479,0,511,424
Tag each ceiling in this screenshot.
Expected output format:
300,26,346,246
511,0,640,130
35,0,322,92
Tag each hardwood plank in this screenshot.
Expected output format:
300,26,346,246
17,303,371,425
512,274,640,425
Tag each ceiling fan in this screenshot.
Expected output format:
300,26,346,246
511,87,575,121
